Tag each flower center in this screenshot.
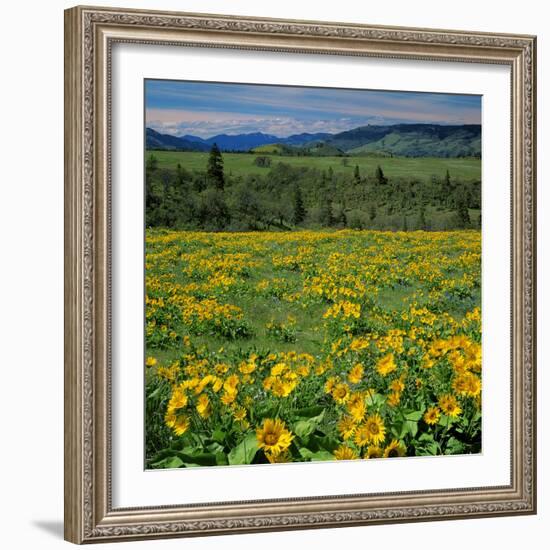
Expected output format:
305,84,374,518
265,433,278,445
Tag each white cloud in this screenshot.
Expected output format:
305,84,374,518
146,112,403,138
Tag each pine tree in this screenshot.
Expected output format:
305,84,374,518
455,190,471,228
319,196,334,227
445,169,451,189
354,165,361,184
442,169,452,205
375,165,388,185
206,143,225,190
293,186,306,225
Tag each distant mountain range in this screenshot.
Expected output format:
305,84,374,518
145,128,208,152
146,124,481,158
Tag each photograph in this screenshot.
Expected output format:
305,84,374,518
61,4,537,543
144,80,483,468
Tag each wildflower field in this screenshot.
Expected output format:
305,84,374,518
145,229,481,468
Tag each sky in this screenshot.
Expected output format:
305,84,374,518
145,79,481,139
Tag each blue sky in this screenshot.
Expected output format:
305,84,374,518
145,79,481,138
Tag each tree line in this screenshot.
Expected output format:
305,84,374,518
145,144,481,232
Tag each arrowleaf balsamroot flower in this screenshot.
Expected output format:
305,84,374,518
256,418,294,457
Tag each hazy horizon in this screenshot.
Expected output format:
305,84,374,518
145,79,481,139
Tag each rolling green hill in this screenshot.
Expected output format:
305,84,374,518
348,129,481,158
329,124,481,157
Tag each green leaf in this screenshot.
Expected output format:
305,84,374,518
151,455,184,469
445,437,466,455
147,385,164,401
228,433,259,465
312,434,339,452
414,433,438,455
212,429,226,443
293,410,325,441
177,452,218,467
215,452,229,466
299,448,334,461
391,420,405,439
438,414,459,427
206,441,225,454
365,393,385,408
404,410,424,422
404,420,418,438
294,405,324,419
294,420,315,439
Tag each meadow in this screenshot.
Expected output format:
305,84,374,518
147,150,481,182
145,228,482,468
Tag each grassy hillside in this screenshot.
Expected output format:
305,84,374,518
327,124,481,157
349,131,481,158
252,144,292,155
148,150,481,183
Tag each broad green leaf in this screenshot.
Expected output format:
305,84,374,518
228,433,259,465
206,441,225,454
177,451,218,467
151,455,184,469
391,420,405,439
294,405,324,418
215,452,229,466
438,414,459,427
294,420,315,439
299,448,334,461
445,437,466,455
312,434,339,452
365,393,385,408
414,433,438,455
404,410,424,422
293,410,325,440
212,429,226,443
404,420,418,438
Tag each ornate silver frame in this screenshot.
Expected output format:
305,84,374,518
64,5,537,544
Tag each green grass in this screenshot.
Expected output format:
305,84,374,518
147,150,481,183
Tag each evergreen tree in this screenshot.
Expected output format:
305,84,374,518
375,165,388,185
206,143,225,190
442,169,452,205
402,216,408,231
455,189,471,228
354,165,361,185
293,186,306,225
319,196,334,226
444,169,451,189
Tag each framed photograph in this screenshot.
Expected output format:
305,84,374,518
64,5,537,544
